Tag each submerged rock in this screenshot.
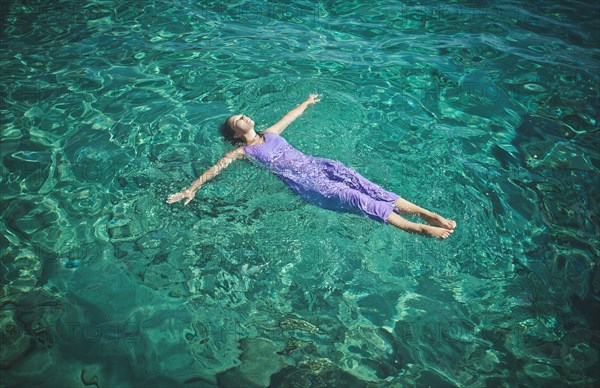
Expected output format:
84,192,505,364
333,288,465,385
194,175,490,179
269,358,374,388
277,338,315,356
278,318,321,334
0,309,31,368
217,338,286,387
0,247,44,296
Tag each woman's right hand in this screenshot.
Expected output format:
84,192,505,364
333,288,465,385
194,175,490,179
166,188,196,205
305,93,321,106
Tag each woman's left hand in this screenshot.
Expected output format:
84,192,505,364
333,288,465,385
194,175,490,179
305,93,321,106
166,188,196,205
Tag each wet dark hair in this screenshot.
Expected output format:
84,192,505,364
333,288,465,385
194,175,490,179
220,116,242,146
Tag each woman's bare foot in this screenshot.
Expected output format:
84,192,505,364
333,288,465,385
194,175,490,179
387,213,454,240
422,213,457,230
422,225,454,240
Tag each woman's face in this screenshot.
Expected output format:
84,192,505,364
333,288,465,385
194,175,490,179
228,114,255,137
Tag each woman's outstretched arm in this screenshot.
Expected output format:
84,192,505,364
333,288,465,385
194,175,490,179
263,93,321,135
166,146,245,205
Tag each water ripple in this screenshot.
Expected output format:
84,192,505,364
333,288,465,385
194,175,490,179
1,0,598,386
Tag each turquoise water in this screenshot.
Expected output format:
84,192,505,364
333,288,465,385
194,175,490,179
1,0,599,386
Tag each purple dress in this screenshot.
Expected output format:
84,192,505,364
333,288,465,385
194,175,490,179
243,132,401,225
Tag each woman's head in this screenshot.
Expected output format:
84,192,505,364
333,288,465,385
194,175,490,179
220,114,255,145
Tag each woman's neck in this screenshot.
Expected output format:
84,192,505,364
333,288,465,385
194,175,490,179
246,132,263,146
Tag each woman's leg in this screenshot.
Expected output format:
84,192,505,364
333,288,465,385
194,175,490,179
393,197,457,230
386,212,454,240
323,161,456,238
332,187,455,240
335,186,399,226
327,161,401,202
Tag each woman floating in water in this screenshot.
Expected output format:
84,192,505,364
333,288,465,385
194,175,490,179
166,94,456,239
